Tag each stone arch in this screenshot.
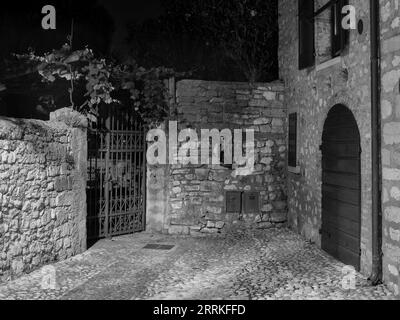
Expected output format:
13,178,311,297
317,91,364,148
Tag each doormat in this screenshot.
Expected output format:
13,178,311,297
143,244,175,251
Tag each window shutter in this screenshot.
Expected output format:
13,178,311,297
341,0,350,50
331,0,350,57
288,113,298,168
298,0,315,70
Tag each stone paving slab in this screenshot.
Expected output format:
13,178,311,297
0,229,396,300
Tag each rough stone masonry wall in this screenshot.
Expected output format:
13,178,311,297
380,0,400,296
279,0,374,275
0,108,87,282
158,80,287,236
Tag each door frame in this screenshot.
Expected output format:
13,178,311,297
320,104,362,270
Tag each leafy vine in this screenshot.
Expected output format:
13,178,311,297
16,44,177,125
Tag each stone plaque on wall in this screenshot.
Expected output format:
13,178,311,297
226,191,242,213
243,192,260,214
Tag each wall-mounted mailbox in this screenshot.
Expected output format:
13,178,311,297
226,191,242,213
243,192,260,214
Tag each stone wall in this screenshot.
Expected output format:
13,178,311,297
147,80,288,236
0,108,87,282
279,0,374,275
380,0,400,296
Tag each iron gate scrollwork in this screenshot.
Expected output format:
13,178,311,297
87,106,146,244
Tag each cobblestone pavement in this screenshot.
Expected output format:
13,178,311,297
0,228,396,300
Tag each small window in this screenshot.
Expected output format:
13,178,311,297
299,0,350,69
220,150,233,170
315,0,334,64
288,113,298,168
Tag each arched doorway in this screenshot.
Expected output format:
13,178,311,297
321,105,361,270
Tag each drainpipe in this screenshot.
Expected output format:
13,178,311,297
369,0,382,285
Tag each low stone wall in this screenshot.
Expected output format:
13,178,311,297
0,108,87,282
147,79,288,236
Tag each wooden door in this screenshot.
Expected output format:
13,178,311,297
321,105,361,270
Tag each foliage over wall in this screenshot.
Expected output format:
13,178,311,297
13,45,177,124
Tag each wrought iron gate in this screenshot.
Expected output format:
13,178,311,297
87,106,146,244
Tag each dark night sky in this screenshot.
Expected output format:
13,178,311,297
98,0,163,56
0,1,164,59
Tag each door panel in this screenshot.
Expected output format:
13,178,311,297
322,185,359,206
322,172,360,189
321,105,361,271
322,197,361,221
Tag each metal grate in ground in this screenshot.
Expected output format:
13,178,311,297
142,244,175,251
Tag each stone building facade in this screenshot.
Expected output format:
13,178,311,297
0,109,87,282
279,0,400,294
147,80,288,236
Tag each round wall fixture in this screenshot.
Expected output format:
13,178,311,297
358,19,364,35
